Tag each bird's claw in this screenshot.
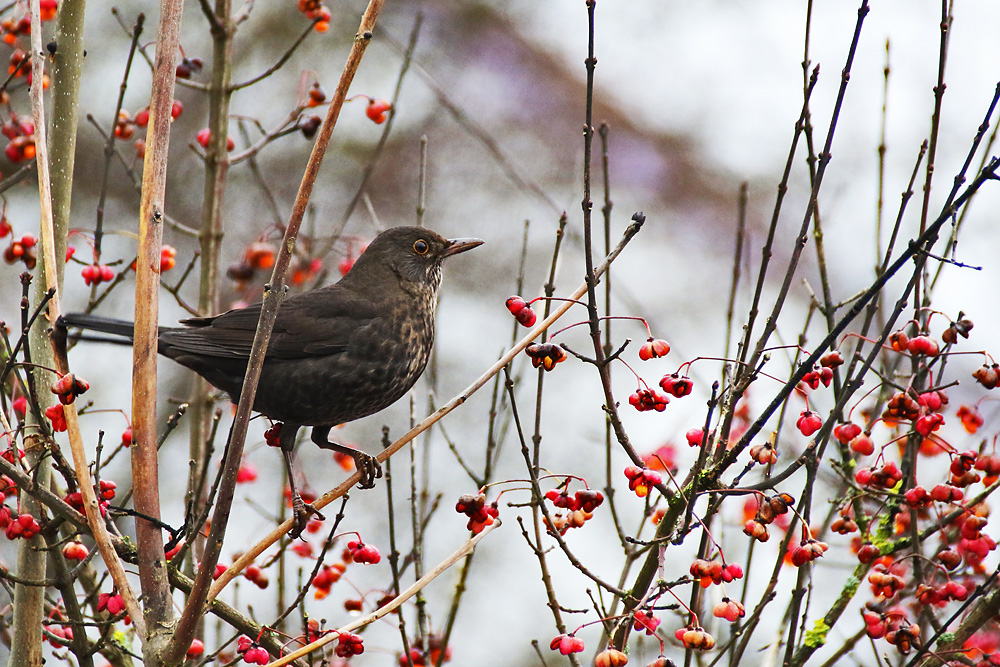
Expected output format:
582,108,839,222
353,451,383,489
289,494,326,539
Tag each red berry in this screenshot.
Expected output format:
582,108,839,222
365,98,392,124
45,403,67,432
857,543,880,564
796,410,823,437
915,413,944,436
160,245,176,271
906,335,939,357
62,541,88,560
834,422,862,444
549,634,584,655
713,597,746,622
307,83,327,107
973,364,1000,389
659,373,692,397
186,639,204,658
685,428,705,447
849,433,874,456
236,460,257,483
638,338,670,360
820,351,844,368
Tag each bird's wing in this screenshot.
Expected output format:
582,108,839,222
166,285,379,360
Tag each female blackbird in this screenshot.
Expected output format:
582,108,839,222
59,226,482,533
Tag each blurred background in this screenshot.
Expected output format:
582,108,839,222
2,0,1000,664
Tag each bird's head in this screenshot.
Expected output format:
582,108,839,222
342,226,483,294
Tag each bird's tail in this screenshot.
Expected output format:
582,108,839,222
57,313,136,342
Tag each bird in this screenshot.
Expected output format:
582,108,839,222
58,226,483,535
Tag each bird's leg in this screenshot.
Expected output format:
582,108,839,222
311,425,383,489
278,423,325,538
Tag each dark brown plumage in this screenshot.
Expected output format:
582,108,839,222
59,226,482,532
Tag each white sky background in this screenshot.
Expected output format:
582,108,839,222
2,1,1000,665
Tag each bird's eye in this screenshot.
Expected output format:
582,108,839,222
413,239,429,255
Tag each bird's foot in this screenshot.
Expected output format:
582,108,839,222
289,493,326,539
352,451,383,489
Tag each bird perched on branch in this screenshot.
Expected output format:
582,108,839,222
58,226,482,534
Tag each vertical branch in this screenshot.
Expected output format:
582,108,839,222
875,39,890,271
505,366,580,667
45,0,85,288
9,0,83,661
914,0,951,318
187,0,234,582
723,183,748,386
131,0,186,657
742,0,870,373
44,5,147,650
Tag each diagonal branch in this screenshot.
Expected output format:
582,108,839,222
208,216,645,602
167,0,388,660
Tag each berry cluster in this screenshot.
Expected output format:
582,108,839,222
334,632,364,658
80,263,115,286
3,230,37,269
973,363,1000,389
96,590,126,617
196,128,235,152
789,537,829,567
854,461,903,490
346,539,381,564
237,636,270,665
397,636,452,666
623,465,662,497
743,493,794,543
525,342,567,371
63,479,116,518
2,115,35,163
175,56,203,79
628,387,669,412
888,330,939,357
243,563,268,589
505,295,537,327
543,485,604,535
50,372,89,404
455,492,499,533
236,458,257,483
227,240,323,289
748,439,777,465
2,510,39,539
43,616,74,647
689,558,744,588
296,0,332,32
675,625,714,650
632,609,660,635
796,409,823,436
712,597,746,622
311,562,346,598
